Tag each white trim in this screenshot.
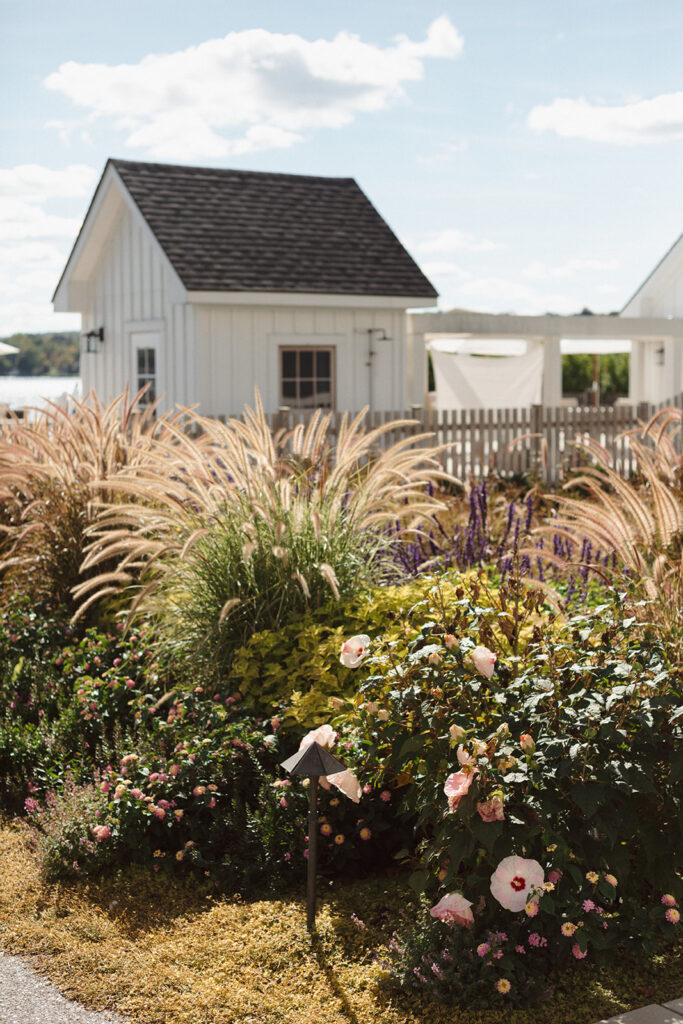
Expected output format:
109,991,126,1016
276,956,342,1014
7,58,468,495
412,310,683,339
53,163,187,313
127,323,165,406
186,290,436,309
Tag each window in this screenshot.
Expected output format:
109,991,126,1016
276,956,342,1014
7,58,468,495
280,347,335,409
137,346,157,405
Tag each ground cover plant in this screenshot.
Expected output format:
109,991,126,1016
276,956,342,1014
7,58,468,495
0,821,681,1024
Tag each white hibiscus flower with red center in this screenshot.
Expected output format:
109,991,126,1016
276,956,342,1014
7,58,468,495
490,855,545,912
339,634,370,668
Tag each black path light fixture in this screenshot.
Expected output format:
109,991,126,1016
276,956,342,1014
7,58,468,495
280,741,348,932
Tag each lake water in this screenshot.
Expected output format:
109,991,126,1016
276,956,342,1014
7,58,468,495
0,376,82,411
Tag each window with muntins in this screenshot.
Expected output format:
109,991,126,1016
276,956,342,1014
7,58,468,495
280,347,335,409
137,347,157,405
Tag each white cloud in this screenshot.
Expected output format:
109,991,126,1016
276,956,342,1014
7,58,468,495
418,228,504,255
416,140,468,165
528,92,683,144
0,164,96,335
522,257,619,280
453,275,575,314
44,19,463,160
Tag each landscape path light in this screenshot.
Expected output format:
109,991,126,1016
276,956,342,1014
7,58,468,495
280,740,347,932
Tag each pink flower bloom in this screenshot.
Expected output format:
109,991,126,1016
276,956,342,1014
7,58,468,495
561,922,577,936
449,723,466,742
490,855,545,913
457,745,475,767
528,932,541,947
100,781,110,794
444,770,476,813
379,789,392,803
429,892,474,928
300,723,337,752
130,788,143,799
334,834,345,845
525,901,539,917
328,768,362,804
149,773,160,783
477,942,490,957
125,678,135,688
152,806,165,819
661,894,677,906
515,945,526,954
208,797,216,808
24,797,38,814
444,634,458,650
519,733,535,754
173,809,184,820
583,899,595,912
362,783,372,795
169,764,180,777
548,869,563,885
90,824,111,842
339,635,370,669
495,978,511,994
280,797,289,808
471,645,496,679
665,908,680,924
320,823,333,836
572,943,588,959
193,785,206,796
604,873,617,888
157,799,170,810
477,796,505,822
359,827,372,840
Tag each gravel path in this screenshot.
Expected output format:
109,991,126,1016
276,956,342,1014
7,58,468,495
0,951,128,1024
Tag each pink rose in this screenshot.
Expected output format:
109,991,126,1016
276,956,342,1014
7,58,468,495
444,770,476,812
429,892,474,927
471,645,496,679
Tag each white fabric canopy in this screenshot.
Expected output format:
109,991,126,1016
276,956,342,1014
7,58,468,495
429,345,544,411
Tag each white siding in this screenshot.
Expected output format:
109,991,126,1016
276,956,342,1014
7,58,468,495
194,303,409,416
80,205,192,411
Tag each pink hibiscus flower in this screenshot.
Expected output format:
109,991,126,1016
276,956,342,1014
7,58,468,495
429,892,474,927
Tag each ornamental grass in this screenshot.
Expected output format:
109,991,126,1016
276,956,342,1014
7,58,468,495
0,822,680,1024
75,393,449,682
530,406,683,633
0,389,181,614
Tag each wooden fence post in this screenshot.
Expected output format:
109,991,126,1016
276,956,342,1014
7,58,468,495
531,403,544,484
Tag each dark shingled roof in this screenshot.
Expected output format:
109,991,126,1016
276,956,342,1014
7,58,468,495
110,159,437,298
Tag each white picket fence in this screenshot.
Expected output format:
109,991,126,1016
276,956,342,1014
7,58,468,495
246,393,683,485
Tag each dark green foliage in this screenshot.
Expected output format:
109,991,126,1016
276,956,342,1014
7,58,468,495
562,353,629,399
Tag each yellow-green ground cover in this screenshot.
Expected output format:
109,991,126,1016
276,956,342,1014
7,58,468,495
0,823,680,1024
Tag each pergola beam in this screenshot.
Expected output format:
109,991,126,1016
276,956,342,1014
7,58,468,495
412,310,683,339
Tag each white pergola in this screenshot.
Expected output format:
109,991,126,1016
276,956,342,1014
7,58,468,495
408,310,683,406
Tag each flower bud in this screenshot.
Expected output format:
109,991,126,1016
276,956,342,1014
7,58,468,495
444,634,458,650
449,723,466,743
520,733,535,754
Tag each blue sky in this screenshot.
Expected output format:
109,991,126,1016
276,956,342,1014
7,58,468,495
1,0,682,335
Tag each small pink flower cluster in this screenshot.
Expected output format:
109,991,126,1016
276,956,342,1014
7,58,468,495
661,895,679,924
90,824,111,842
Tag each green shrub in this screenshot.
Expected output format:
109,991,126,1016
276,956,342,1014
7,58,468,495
349,586,681,1004
227,570,535,727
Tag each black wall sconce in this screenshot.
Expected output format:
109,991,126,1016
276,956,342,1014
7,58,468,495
83,327,105,353
655,345,665,367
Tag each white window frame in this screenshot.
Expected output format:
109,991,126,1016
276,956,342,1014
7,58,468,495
126,320,164,409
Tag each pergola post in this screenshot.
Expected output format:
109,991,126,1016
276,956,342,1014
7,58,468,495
541,336,562,407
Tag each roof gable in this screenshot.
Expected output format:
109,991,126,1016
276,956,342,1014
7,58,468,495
110,159,437,299
621,232,683,315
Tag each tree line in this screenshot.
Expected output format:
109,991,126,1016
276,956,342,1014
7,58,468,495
0,332,80,376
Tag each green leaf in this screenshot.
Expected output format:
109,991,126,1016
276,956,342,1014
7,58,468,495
408,869,429,893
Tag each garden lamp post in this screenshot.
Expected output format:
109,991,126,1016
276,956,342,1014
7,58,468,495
280,741,347,932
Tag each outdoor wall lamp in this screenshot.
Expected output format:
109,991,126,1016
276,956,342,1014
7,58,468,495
83,327,105,353
655,345,665,367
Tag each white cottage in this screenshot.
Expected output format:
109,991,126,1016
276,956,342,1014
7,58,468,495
53,159,437,416
621,233,683,405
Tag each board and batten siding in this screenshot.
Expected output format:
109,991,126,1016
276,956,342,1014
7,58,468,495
79,204,195,410
194,304,410,417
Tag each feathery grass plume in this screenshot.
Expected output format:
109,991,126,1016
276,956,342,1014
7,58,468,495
0,388,181,614
528,407,682,633
77,392,450,683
